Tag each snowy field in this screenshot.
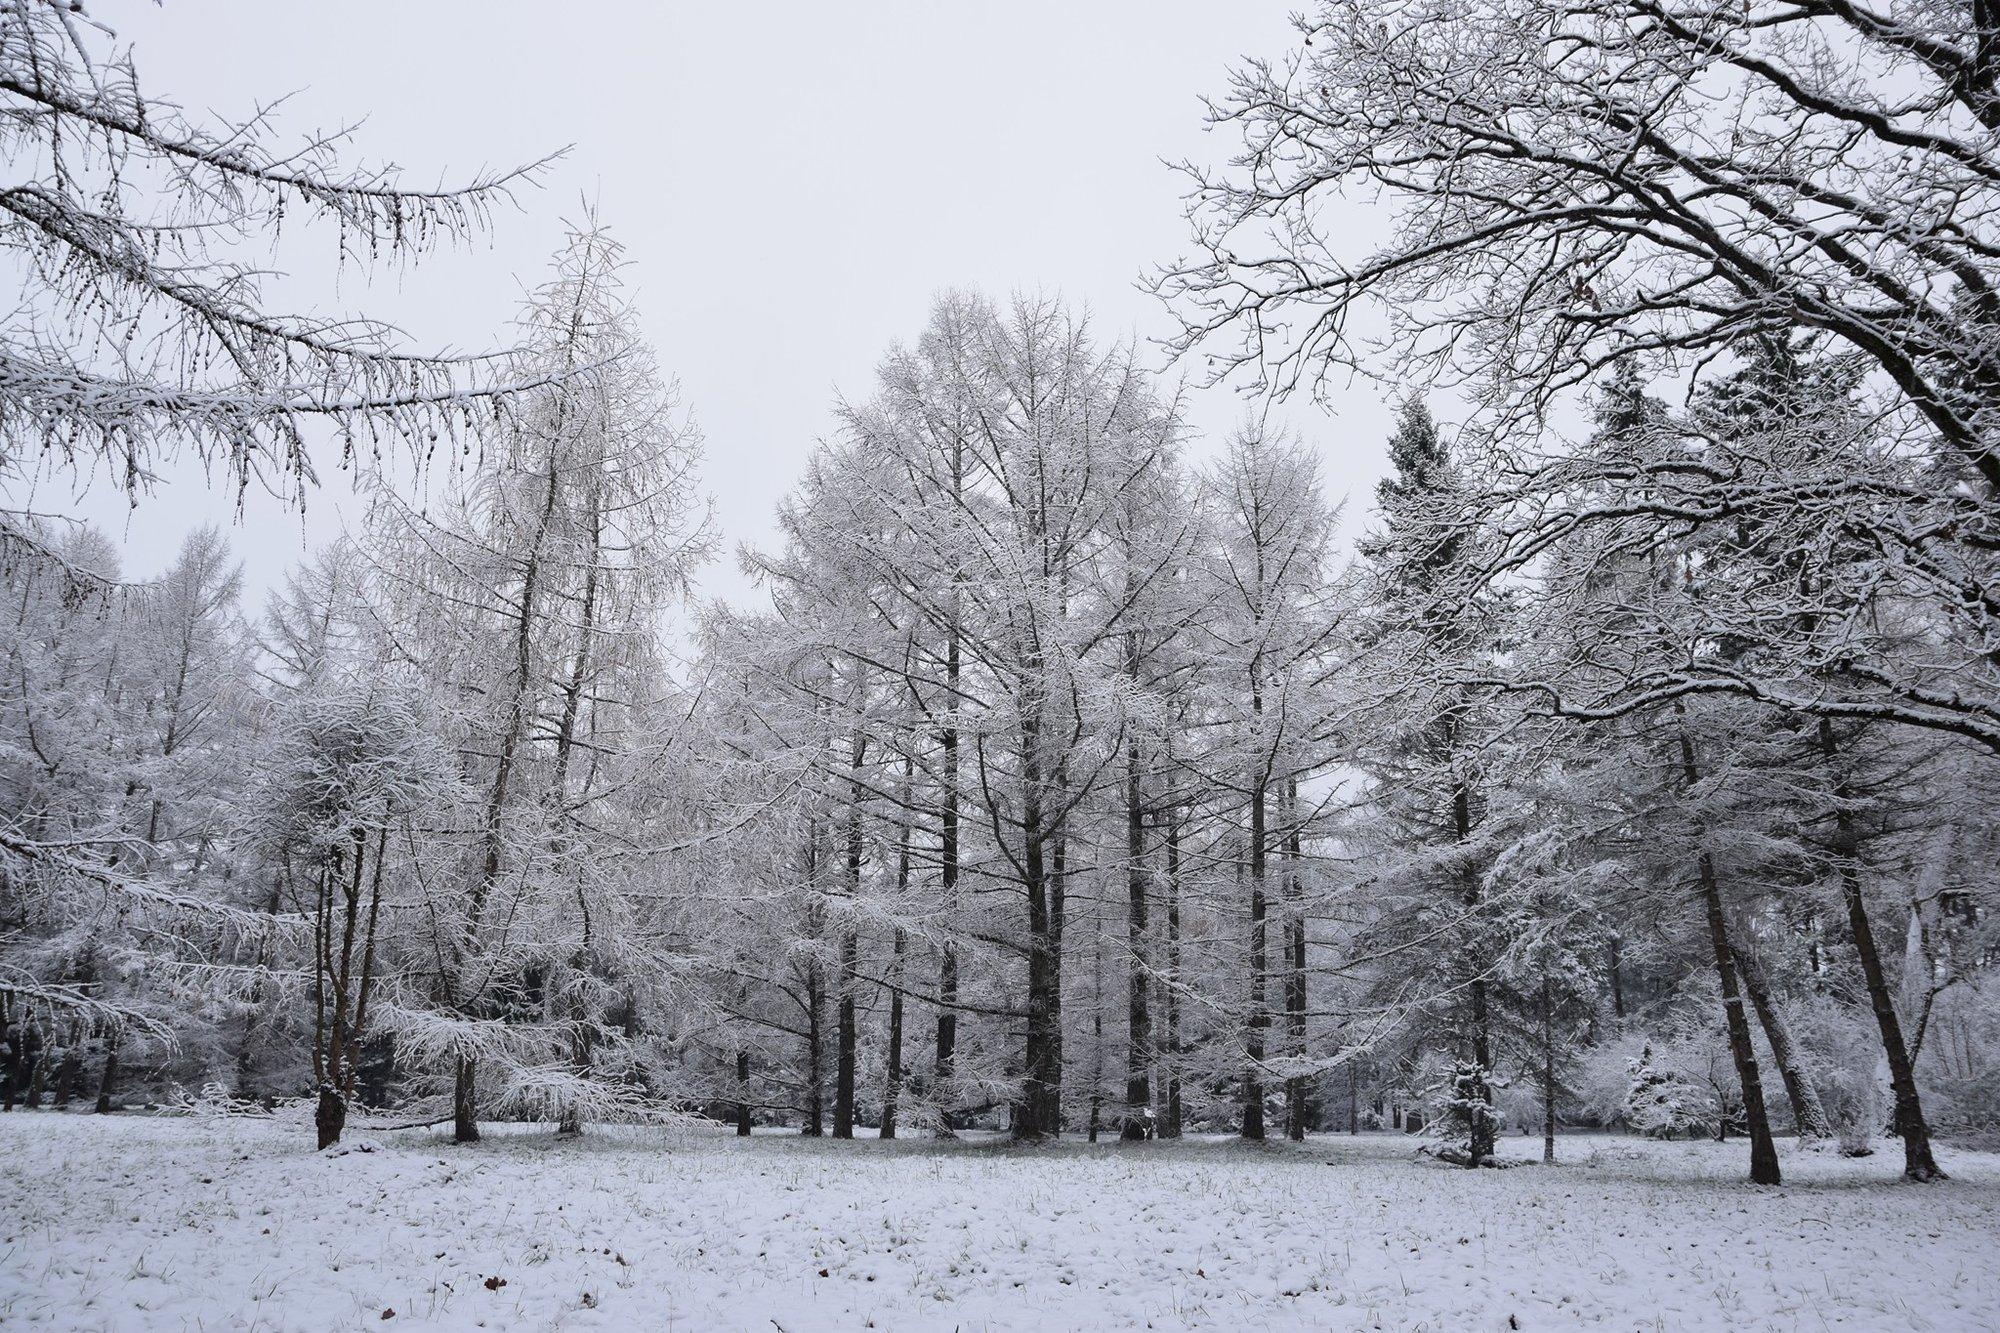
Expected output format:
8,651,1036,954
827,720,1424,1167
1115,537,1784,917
3,1114,1997,1331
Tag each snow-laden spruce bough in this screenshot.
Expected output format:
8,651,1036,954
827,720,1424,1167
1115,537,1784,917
3,0,1999,1325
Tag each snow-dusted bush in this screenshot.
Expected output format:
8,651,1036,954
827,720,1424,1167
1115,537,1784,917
1792,998,1887,1155
1623,1044,1716,1140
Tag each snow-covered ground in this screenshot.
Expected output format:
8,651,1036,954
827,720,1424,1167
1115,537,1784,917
3,1113,1995,1331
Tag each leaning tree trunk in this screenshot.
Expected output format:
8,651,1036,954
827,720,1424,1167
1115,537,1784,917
1678,716,1781,1185
1738,946,1834,1142
1697,856,1781,1184
1817,720,1945,1182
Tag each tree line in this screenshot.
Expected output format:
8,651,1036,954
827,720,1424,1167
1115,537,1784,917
1,0,1994,1183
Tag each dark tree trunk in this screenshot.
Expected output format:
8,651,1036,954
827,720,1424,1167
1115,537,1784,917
1607,935,1626,1020
1121,736,1151,1141
1283,779,1308,1142
1541,979,1557,1164
25,1043,48,1109
882,931,906,1141
934,595,962,1139
834,928,857,1140
453,1055,479,1143
1677,717,1780,1185
94,1037,118,1115
1698,858,1781,1184
316,1086,347,1151
1243,789,1268,1141
1817,720,1944,1181
52,1047,78,1108
1738,946,1833,1141
804,965,826,1138
1162,809,1184,1139
736,1051,753,1137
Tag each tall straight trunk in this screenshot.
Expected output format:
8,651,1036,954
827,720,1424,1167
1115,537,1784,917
933,451,963,1139
52,1047,78,1107
1243,788,1269,1139
1016,717,1063,1140
1817,720,1944,1180
1540,978,1557,1164
453,1056,479,1143
804,964,826,1138
736,1051,753,1137
1348,1060,1359,1134
882,931,906,1141
1607,935,1626,1019
1678,718,1781,1185
1121,727,1151,1140
1447,712,1493,1164
834,723,865,1140
25,1044,47,1108
1738,946,1833,1142
1088,941,1104,1146
1283,777,1308,1142
93,1035,117,1114
1162,807,1184,1139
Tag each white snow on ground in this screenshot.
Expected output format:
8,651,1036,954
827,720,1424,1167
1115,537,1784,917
3,1114,1996,1331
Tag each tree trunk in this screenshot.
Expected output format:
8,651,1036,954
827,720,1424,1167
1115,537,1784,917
453,1055,479,1143
1541,979,1557,1164
1121,734,1151,1141
1738,946,1834,1142
1698,857,1781,1184
934,587,962,1139
1607,935,1626,1020
834,928,857,1140
316,1086,346,1151
52,1047,78,1108
804,964,826,1138
93,1036,117,1115
882,931,906,1141
1162,808,1184,1140
1817,719,1944,1182
736,1051,753,1137
1447,713,1494,1164
1678,717,1780,1185
1243,787,1268,1140
1283,778,1308,1142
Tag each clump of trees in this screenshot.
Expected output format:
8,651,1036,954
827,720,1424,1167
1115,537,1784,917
2,0,1995,1187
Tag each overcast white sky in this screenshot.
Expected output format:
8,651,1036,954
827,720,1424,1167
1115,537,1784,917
43,0,1398,610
